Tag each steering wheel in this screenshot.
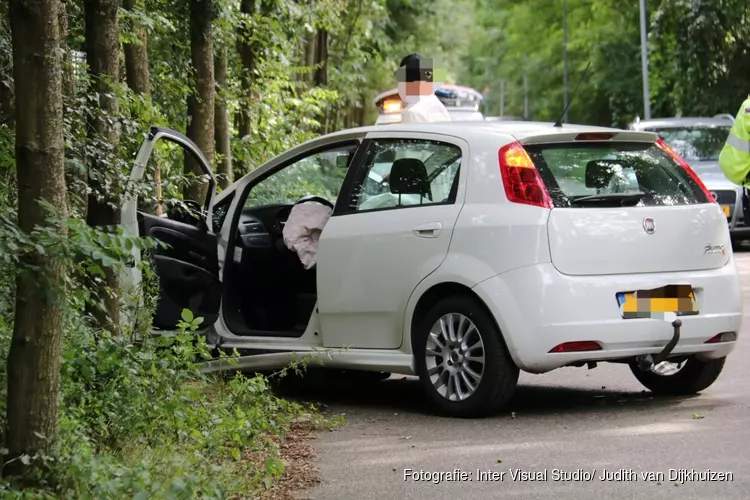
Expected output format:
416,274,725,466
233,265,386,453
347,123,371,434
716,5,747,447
293,195,334,209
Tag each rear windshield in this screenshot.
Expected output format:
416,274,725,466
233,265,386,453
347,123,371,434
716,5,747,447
524,142,710,208
647,126,730,162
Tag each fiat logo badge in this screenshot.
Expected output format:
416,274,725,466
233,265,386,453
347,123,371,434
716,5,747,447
643,217,655,234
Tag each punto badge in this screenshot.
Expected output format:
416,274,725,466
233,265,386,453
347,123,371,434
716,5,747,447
642,217,655,234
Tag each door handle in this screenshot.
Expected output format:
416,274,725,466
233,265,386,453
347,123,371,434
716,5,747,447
413,222,443,238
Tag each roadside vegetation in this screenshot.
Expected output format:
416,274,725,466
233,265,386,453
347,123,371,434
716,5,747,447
0,0,747,497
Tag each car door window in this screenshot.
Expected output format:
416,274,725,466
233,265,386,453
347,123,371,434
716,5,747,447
245,144,358,208
139,138,208,225
352,139,462,212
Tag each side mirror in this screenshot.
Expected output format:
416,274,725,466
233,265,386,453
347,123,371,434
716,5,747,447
336,154,351,169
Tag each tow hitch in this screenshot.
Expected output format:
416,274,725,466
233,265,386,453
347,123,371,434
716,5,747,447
636,319,682,372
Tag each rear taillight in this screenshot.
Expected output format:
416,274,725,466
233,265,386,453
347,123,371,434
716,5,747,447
705,332,737,344
656,139,716,203
548,341,602,353
499,142,553,209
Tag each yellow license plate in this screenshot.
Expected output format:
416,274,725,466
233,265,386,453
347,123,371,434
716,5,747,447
617,285,699,319
722,205,731,216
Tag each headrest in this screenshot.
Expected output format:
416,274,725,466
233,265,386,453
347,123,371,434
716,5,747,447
585,159,630,189
389,158,430,196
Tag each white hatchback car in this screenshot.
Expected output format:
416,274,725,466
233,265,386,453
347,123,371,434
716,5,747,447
122,121,742,418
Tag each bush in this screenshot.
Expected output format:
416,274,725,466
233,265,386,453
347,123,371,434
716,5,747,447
0,306,329,499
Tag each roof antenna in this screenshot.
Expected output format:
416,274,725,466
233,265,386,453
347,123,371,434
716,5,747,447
553,60,592,128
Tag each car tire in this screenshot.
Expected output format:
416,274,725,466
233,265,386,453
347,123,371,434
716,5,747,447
414,295,519,418
628,356,726,395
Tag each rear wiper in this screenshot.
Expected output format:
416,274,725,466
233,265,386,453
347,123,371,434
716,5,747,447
570,192,646,207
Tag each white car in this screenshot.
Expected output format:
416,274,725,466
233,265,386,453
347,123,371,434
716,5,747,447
122,121,742,418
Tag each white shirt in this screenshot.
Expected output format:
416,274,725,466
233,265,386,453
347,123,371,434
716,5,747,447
401,94,451,123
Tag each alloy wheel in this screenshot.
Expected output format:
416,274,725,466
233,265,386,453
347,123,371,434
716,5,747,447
424,313,486,401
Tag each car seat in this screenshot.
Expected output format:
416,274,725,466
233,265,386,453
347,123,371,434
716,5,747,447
389,157,432,203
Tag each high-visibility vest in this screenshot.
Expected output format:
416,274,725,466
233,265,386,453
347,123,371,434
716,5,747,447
719,96,750,186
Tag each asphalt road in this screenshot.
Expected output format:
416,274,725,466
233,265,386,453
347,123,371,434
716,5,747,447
289,248,750,500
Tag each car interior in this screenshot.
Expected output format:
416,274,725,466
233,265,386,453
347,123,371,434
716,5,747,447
220,145,357,336
220,141,462,337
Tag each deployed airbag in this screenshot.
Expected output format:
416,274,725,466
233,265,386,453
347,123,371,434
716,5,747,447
282,202,333,269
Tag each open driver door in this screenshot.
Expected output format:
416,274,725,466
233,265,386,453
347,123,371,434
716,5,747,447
121,126,221,331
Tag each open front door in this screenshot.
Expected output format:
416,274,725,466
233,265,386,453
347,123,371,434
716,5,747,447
121,126,221,331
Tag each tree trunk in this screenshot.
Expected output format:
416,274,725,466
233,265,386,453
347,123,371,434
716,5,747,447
0,2,14,125
184,0,214,203
236,0,255,141
59,0,83,214
83,0,121,334
214,47,232,189
358,95,366,126
59,1,75,99
123,0,162,215
304,31,316,86
313,29,328,86
123,0,149,95
5,0,68,479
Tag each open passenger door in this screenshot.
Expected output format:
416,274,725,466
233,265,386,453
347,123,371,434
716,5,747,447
121,126,221,331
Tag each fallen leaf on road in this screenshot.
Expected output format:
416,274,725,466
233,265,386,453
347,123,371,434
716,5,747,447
692,413,705,420
497,458,503,463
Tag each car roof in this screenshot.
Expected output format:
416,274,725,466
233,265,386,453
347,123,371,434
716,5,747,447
630,117,733,129
319,120,655,144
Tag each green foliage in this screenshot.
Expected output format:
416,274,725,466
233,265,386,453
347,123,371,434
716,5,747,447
650,0,750,117
465,0,749,126
0,305,326,499
0,0,445,496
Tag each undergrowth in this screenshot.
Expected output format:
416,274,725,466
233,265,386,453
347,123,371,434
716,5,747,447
0,210,334,499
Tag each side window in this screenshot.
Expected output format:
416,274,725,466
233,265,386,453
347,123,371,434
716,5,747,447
211,191,235,232
140,139,207,225
352,139,462,212
244,143,358,208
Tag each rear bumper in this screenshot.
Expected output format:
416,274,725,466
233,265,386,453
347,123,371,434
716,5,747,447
472,262,743,374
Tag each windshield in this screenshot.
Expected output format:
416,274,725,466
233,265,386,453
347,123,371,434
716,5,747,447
647,126,730,162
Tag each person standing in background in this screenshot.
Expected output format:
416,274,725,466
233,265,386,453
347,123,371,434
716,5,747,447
395,54,450,124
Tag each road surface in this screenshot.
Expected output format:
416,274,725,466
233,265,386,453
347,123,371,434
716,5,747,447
292,249,750,500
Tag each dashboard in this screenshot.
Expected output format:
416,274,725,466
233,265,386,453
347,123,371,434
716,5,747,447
236,203,293,249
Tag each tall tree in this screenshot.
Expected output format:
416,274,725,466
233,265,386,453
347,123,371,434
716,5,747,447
123,0,162,214
314,29,328,86
59,0,75,100
184,0,215,203
5,0,68,477
83,0,121,332
237,0,255,142
214,47,232,189
0,1,13,124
